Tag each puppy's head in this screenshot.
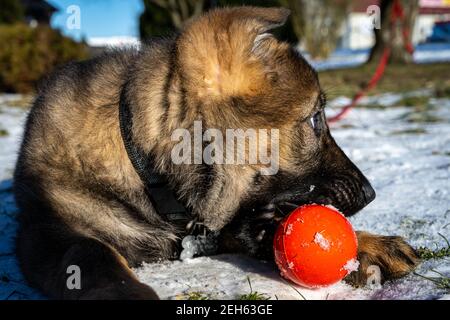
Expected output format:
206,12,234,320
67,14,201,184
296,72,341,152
172,7,375,255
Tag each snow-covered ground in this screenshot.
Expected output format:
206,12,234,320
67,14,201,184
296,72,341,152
0,91,448,300
308,43,450,70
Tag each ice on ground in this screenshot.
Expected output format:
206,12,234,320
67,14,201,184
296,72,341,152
343,258,360,274
0,91,449,300
0,96,28,181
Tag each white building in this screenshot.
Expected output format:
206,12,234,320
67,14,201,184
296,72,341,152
340,0,450,50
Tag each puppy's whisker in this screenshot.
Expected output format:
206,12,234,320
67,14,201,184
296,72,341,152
274,204,289,216
279,201,298,208
261,203,275,211
257,212,275,220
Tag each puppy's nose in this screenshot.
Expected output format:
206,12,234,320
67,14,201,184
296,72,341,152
362,182,376,205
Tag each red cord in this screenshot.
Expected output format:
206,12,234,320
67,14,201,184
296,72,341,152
328,48,391,123
328,0,414,124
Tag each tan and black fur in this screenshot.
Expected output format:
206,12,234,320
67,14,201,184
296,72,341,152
14,7,419,299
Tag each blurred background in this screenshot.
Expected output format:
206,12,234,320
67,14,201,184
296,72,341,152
0,0,449,94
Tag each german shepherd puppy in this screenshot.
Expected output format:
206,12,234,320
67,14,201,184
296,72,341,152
14,7,418,299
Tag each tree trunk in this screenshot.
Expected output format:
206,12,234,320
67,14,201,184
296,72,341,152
367,0,419,65
150,0,205,29
281,0,351,59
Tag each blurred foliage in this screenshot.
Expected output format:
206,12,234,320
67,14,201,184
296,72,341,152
140,0,297,43
140,0,178,38
0,24,89,93
0,0,24,24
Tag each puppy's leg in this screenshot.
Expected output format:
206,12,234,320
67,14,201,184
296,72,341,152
345,231,420,287
17,225,159,300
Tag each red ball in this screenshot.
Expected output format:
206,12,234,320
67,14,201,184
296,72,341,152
273,204,359,288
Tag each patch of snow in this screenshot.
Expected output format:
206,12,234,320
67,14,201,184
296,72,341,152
0,101,28,181
134,254,362,300
314,232,331,251
87,36,140,48
307,43,450,71
342,258,360,274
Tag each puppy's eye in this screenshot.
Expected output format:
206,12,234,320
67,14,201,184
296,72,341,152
309,111,322,135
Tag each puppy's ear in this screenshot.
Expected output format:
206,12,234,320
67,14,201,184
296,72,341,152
229,6,291,34
177,7,290,101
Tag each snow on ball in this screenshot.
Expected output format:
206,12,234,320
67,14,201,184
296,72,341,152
273,204,358,288
179,232,219,261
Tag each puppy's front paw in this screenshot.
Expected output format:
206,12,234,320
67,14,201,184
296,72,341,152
217,209,282,260
345,231,420,287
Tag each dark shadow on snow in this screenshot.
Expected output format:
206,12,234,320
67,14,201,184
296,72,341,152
0,179,45,300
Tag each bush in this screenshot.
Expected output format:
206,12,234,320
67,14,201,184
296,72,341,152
139,0,176,39
0,24,89,93
0,0,24,24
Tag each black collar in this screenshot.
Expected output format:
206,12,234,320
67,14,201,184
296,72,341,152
118,94,190,222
